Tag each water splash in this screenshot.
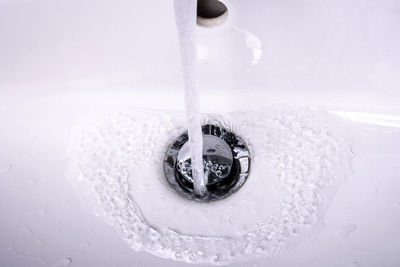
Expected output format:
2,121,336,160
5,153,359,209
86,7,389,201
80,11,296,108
67,107,353,264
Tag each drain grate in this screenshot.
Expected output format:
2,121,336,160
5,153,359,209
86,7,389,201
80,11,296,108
164,124,251,202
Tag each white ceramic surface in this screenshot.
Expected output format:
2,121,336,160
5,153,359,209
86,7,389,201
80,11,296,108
1,0,400,266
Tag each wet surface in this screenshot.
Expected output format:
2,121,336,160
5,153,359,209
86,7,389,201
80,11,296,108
67,107,353,264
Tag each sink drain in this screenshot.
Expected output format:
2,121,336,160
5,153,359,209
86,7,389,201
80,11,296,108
164,124,251,202
197,0,229,27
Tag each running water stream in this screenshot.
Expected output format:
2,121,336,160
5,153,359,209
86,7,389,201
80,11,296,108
173,0,207,197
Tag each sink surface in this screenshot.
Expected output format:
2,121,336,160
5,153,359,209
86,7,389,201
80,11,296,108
1,0,400,266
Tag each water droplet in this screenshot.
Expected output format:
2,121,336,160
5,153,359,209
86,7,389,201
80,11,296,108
339,224,358,238
175,252,183,259
149,229,161,241
37,256,48,265
54,257,72,266
79,241,92,249
10,245,26,257
35,238,45,246
0,165,12,174
20,227,34,236
34,207,48,216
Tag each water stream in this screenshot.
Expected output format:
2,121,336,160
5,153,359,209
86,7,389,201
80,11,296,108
173,0,207,197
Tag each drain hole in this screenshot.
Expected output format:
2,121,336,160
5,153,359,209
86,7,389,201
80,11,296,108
164,124,251,202
197,0,227,19
197,0,228,27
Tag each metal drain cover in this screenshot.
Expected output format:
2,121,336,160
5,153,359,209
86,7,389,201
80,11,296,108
164,124,251,202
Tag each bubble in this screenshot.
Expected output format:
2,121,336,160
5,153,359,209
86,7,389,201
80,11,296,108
211,164,218,172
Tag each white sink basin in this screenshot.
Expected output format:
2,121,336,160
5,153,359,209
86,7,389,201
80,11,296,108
0,0,400,266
